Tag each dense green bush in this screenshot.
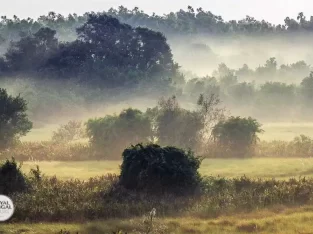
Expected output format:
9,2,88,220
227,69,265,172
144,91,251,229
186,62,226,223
119,143,202,194
0,158,28,195
212,116,263,158
0,88,32,149
86,108,152,159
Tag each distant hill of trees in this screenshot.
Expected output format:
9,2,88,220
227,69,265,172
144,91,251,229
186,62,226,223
1,6,313,45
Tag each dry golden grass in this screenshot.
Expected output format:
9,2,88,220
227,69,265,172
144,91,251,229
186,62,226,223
20,158,313,180
3,206,313,233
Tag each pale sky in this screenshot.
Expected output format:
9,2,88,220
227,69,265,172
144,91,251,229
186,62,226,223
1,0,312,24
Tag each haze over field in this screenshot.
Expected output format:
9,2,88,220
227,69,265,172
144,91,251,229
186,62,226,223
4,3,313,233
2,3,313,142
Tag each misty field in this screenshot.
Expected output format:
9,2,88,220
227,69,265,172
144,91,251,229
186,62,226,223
4,4,313,234
21,158,313,180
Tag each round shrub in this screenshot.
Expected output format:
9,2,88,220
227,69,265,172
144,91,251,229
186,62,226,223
119,143,202,194
212,116,263,158
86,108,152,159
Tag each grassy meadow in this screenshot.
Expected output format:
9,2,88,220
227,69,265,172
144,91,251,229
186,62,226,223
5,122,313,234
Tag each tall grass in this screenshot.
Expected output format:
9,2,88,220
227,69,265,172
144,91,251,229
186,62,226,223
8,173,313,222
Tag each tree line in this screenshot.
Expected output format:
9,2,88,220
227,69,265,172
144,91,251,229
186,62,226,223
185,65,313,121
1,11,313,123
1,6,313,45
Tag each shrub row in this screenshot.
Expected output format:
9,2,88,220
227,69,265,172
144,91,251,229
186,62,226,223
3,135,313,162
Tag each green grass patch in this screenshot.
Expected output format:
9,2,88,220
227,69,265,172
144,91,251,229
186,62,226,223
21,158,313,180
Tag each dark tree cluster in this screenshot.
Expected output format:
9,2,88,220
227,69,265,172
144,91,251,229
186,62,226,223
0,14,179,89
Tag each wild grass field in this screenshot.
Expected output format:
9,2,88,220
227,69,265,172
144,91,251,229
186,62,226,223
5,122,313,234
21,158,313,180
3,206,313,234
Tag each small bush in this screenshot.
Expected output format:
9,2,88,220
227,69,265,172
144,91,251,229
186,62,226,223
86,108,152,159
212,116,263,158
119,143,202,194
0,158,28,195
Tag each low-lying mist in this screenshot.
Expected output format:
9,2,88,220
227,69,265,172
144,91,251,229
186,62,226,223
0,77,167,127
170,34,313,80
3,40,313,134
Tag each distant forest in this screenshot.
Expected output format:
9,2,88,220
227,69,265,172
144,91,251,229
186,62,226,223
1,6,313,122
0,6,312,86
0,6,313,44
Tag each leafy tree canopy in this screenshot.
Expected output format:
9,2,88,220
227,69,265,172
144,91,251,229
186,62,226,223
0,88,32,149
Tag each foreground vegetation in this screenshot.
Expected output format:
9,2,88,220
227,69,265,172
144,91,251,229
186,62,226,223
7,174,313,221
4,158,313,223
3,144,313,233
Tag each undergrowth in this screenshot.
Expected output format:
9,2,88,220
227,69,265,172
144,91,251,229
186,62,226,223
8,173,313,222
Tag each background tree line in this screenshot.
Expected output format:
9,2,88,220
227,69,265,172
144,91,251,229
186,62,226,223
1,6,313,44
184,58,313,121
1,10,313,124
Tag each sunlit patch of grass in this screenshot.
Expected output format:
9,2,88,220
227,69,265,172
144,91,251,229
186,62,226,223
20,158,313,180
22,161,121,180
261,122,313,141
